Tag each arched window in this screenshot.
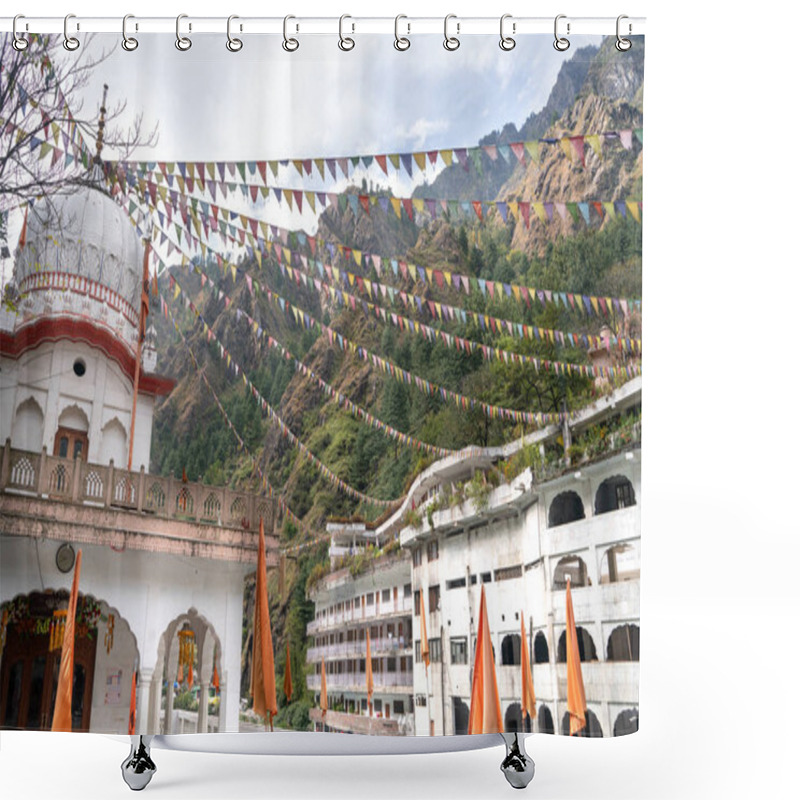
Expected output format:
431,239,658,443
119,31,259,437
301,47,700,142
557,628,598,663
533,631,549,664
548,491,585,527
500,634,521,666
453,697,470,735
606,624,640,661
613,708,639,736
11,397,45,452
561,708,604,737
600,543,640,584
595,475,636,514
537,704,554,734
553,555,591,590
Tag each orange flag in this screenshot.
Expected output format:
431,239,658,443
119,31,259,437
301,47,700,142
419,590,430,673
250,518,277,729
212,662,220,692
51,549,82,732
520,614,536,725
128,668,137,735
283,643,293,702
320,657,328,718
467,585,502,734
18,205,28,249
366,630,374,715
565,578,587,735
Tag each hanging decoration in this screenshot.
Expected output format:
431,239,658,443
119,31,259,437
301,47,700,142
177,628,196,688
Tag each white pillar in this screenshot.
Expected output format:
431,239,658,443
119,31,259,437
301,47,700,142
197,682,210,733
137,668,154,734
218,672,229,732
164,681,175,734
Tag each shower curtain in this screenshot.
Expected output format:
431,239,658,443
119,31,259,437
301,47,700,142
0,22,642,742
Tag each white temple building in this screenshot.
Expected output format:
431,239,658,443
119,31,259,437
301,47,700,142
0,172,277,734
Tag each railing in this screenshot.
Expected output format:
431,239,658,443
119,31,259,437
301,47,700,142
307,598,413,635
0,441,276,533
306,637,410,661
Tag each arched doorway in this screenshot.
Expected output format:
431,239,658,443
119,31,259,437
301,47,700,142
614,708,639,736
607,624,640,661
153,608,221,735
533,631,549,663
561,708,604,737
504,701,532,733
557,627,598,662
0,591,138,733
594,475,636,514
54,404,89,461
500,633,521,666
537,704,554,734
548,491,585,527
452,697,470,735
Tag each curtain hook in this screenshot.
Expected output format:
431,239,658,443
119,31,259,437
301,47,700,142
443,14,460,51
394,15,410,51
499,14,516,51
227,15,243,52
63,13,80,51
283,15,299,52
122,14,139,51
12,14,29,51
176,14,192,51
616,15,632,51
338,14,355,51
554,14,570,51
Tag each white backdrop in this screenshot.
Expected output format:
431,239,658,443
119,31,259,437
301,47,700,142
1,1,796,798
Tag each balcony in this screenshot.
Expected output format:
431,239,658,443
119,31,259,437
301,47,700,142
0,442,279,564
307,597,413,635
307,637,411,661
306,671,413,693
309,708,405,736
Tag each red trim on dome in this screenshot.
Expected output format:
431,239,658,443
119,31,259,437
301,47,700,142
0,318,174,396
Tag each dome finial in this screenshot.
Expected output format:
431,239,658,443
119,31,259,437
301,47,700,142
94,83,108,164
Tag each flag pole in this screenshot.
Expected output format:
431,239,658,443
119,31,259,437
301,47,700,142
128,236,151,472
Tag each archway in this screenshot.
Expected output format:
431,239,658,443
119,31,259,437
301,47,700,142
553,555,591,590
500,633,521,666
533,631,549,664
11,397,44,452
453,697,470,735
595,475,636,514
607,624,640,661
0,591,138,733
153,608,221,735
54,404,89,460
557,627,598,662
561,708,603,737
548,490,585,527
503,701,532,733
537,704,554,734
613,708,639,736
99,417,127,467
600,543,640,584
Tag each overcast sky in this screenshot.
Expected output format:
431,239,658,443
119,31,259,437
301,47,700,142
3,32,602,283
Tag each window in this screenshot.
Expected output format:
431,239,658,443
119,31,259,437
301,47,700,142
450,637,468,664
469,574,477,585
374,699,382,714
393,700,405,715
414,590,420,616
415,694,427,707
616,482,634,508
387,657,397,672
429,638,442,663
595,475,637,514
429,584,440,611
446,577,466,590
548,490,586,527
481,572,492,583
494,565,523,582
58,437,69,458
412,548,422,567
72,358,86,377
553,555,591,589
500,633,522,665
415,641,421,663
404,583,412,597
366,592,374,605
382,588,391,603
426,539,439,561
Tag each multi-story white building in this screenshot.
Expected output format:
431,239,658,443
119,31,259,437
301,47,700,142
306,523,414,735
305,378,641,739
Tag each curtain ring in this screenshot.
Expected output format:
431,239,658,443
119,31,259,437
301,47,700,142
63,14,80,51
12,15,28,51
394,15,410,51
554,14,570,51
443,14,460,51
499,14,515,51
339,15,355,51
616,15,632,51
122,14,139,51
227,15,243,52
283,15,299,52
176,14,192,51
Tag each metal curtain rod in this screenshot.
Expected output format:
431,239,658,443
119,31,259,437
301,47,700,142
1,15,645,36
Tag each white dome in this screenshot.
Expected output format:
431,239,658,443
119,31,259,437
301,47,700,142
16,186,143,312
